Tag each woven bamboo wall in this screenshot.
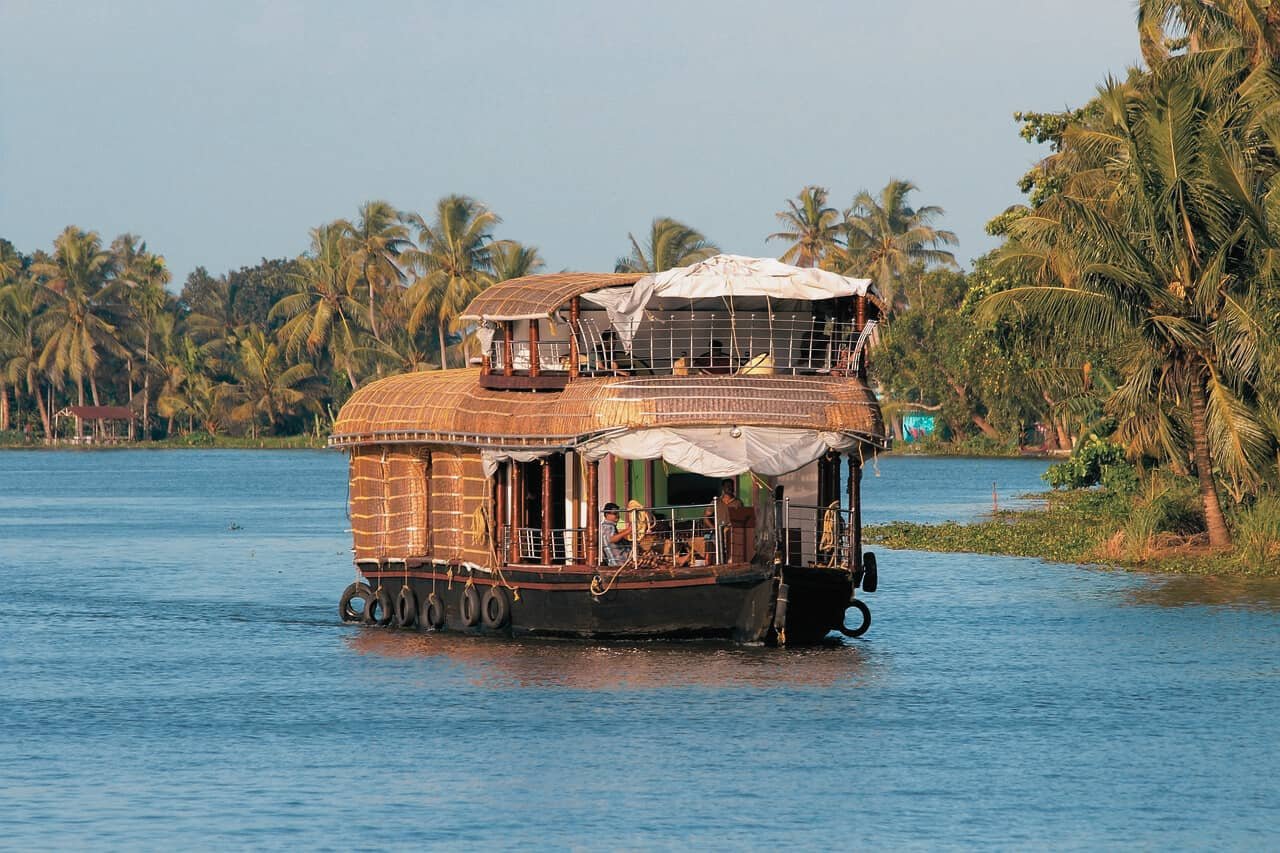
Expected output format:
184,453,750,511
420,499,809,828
349,446,427,561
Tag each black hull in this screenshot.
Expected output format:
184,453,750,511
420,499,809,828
352,561,863,644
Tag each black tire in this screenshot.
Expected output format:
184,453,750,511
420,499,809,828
862,552,878,593
395,585,418,628
772,582,789,632
460,585,482,627
481,586,510,629
367,587,394,626
338,582,373,623
840,599,871,638
420,592,446,630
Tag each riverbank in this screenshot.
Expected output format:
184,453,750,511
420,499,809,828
0,431,328,450
865,488,1276,577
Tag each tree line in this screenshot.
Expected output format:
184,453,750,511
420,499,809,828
0,181,961,443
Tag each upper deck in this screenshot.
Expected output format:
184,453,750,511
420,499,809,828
459,256,885,391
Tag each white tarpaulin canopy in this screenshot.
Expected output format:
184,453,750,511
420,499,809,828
579,426,855,479
597,254,877,348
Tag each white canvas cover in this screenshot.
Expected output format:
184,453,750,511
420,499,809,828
600,254,877,348
579,426,854,479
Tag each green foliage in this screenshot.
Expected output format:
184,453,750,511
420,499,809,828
1234,495,1280,570
1044,435,1129,489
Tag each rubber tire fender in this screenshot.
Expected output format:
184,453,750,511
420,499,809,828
367,586,395,626
772,582,789,633
840,599,871,638
861,552,878,593
460,585,482,627
395,585,418,628
481,586,511,629
420,592,446,630
339,582,374,623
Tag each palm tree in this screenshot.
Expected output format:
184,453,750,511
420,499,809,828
0,273,54,438
405,195,500,369
30,227,128,434
1139,0,1280,68
272,224,371,390
832,179,958,311
223,327,325,438
490,240,545,282
114,235,172,438
340,201,412,343
615,217,719,273
984,62,1278,548
767,186,842,267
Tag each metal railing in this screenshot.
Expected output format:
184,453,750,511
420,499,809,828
515,527,587,563
488,315,876,379
776,501,856,568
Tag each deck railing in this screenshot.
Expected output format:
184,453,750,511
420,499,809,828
776,501,856,568
489,315,876,379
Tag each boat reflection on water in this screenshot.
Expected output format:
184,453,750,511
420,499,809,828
343,629,870,689
1126,573,1280,610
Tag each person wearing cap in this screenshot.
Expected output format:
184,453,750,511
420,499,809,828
599,502,632,566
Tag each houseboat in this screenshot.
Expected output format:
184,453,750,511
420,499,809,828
328,255,889,643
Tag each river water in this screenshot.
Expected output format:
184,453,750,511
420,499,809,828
2,450,1277,849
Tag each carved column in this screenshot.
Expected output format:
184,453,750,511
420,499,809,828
503,322,515,377
848,453,862,573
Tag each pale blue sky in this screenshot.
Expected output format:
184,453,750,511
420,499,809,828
0,0,1140,287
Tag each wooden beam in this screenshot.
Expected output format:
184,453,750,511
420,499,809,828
586,458,599,568
503,322,514,377
848,453,862,573
509,461,523,563
494,459,505,565
569,297,581,380
423,451,433,556
528,319,541,378
540,457,552,564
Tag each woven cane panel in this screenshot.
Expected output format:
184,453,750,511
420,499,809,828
331,369,886,448
424,449,491,565
349,447,427,560
461,272,643,321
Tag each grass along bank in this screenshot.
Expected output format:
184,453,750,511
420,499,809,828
865,482,1280,577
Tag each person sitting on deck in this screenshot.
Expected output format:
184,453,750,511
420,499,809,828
600,502,632,566
702,478,745,560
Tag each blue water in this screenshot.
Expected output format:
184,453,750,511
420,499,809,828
2,450,1278,849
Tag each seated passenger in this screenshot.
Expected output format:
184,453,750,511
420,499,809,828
599,502,632,566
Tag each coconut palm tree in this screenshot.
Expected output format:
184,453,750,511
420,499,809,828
984,63,1279,548
767,186,842,267
223,327,325,438
490,240,545,282
272,224,371,390
615,217,719,273
114,235,172,438
1139,0,1280,68
30,227,129,433
405,195,500,369
339,200,412,343
831,180,958,311
0,274,54,438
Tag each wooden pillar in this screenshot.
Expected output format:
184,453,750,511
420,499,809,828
529,319,541,378
848,453,862,573
509,461,523,563
503,322,514,377
569,297,581,380
423,451,433,556
494,460,505,564
586,458,599,568
540,458,552,564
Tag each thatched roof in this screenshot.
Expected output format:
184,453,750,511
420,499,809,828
329,368,887,449
461,273,644,321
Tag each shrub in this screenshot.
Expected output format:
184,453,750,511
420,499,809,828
1044,434,1131,490
1235,495,1280,571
